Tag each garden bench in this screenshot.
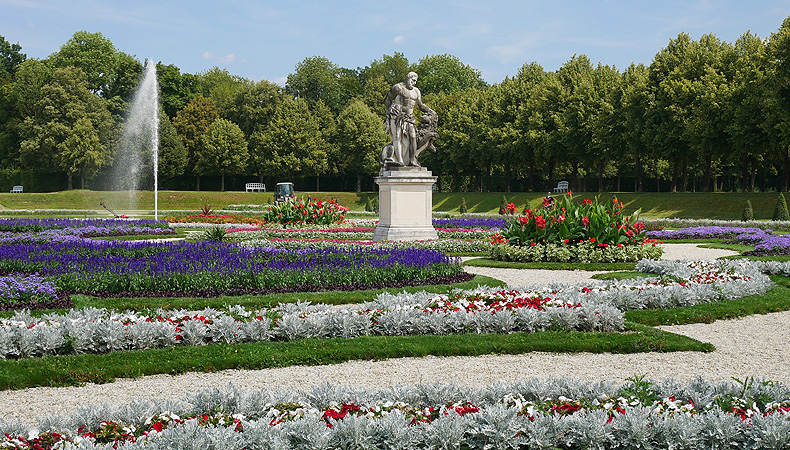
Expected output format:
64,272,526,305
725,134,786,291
10,185,23,193
553,181,569,193
245,183,265,192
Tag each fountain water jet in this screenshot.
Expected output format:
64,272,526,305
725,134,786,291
112,59,159,219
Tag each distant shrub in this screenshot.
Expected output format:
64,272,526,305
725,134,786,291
364,196,374,212
742,200,754,222
459,197,468,214
773,193,789,221
498,195,508,215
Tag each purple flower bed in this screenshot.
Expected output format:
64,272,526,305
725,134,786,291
0,218,175,244
0,240,463,295
0,217,172,232
646,226,790,253
433,217,506,230
0,274,72,309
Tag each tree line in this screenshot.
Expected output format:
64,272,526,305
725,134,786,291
1,17,790,193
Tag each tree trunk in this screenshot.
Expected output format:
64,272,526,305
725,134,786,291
355,172,361,193
528,166,535,192
221,174,225,192
671,159,678,192
571,160,579,192
703,152,712,192
634,153,643,192
750,160,757,192
316,175,320,192
196,175,200,192
506,164,512,193
784,147,789,192
616,173,621,193
80,174,85,190
485,163,491,192
67,174,73,190
598,161,604,192
741,156,749,192
680,158,688,192
547,158,555,193
452,170,458,192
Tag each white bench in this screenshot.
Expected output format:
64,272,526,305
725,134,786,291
245,183,265,192
10,185,23,193
553,181,569,193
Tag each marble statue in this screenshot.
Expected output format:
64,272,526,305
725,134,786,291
380,72,438,173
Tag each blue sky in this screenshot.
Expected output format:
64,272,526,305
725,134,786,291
2,0,789,85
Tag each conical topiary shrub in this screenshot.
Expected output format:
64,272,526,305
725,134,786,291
773,193,789,221
499,195,508,215
742,200,754,222
365,196,374,212
459,197,468,214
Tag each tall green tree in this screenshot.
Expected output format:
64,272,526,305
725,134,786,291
58,117,110,189
197,67,251,115
12,65,116,188
415,54,487,95
0,35,26,80
49,31,142,114
157,113,187,181
335,99,389,192
286,56,345,112
249,98,329,183
157,63,200,118
196,118,248,191
620,63,653,191
172,96,219,190
768,16,790,191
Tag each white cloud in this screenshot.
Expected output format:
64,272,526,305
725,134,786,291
393,35,407,44
201,52,237,65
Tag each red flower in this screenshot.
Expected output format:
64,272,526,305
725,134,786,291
506,202,516,214
582,199,591,206
557,214,565,222
582,216,589,226
518,216,530,226
535,216,546,229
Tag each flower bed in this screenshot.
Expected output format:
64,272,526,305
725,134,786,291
0,275,72,310
261,198,347,225
0,218,175,244
237,238,492,254
647,225,790,255
3,378,788,449
0,260,771,359
491,240,663,263
644,217,790,232
223,227,496,242
493,196,663,262
0,240,463,296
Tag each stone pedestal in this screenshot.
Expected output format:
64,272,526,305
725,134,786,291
373,167,438,241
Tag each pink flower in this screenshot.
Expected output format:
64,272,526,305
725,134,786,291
582,216,589,226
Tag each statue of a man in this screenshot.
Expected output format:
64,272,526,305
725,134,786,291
382,71,436,168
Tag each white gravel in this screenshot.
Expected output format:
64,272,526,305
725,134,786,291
3,243,784,426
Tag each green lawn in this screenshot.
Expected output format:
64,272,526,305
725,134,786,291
0,190,786,220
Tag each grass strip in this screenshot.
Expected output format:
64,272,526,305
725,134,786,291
591,271,655,281
41,275,505,314
0,326,712,391
624,284,790,326
463,258,636,271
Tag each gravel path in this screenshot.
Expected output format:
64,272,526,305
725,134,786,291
3,243,785,426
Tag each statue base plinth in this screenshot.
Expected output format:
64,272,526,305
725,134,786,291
373,168,438,242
